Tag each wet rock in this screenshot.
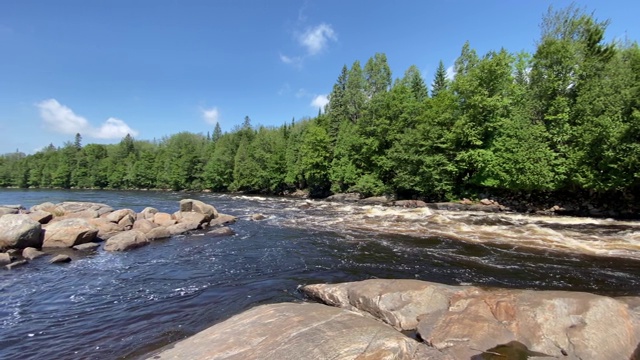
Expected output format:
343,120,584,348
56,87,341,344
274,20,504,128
392,200,427,208
22,247,45,260
104,230,149,252
6,260,28,270
0,214,43,249
132,219,157,234
73,242,100,251
179,199,218,221
153,212,176,227
166,222,200,235
288,189,309,198
460,198,473,205
6,249,18,256
303,279,640,360
358,196,391,205
325,193,361,203
43,218,98,248
208,214,237,227
146,302,440,360
146,226,171,240
49,254,71,264
0,253,12,265
28,210,53,224
207,227,235,237
250,213,266,221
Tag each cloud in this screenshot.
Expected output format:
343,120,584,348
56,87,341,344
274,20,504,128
36,98,138,139
202,107,220,124
445,65,456,81
310,94,329,111
279,53,303,68
299,23,336,55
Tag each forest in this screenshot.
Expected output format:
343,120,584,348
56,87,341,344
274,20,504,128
1,7,639,202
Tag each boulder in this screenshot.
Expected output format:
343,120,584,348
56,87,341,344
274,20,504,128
61,209,99,219
325,193,361,203
303,279,640,360
28,210,53,224
0,214,43,249
358,196,391,205
0,253,12,265
132,219,157,233
145,302,445,360
167,222,200,235
30,202,56,212
6,260,28,270
117,214,136,230
392,200,427,208
460,198,473,205
179,199,218,221
174,211,207,225
146,226,171,240
208,214,237,227
73,242,100,251
105,209,136,223
22,247,45,260
140,207,158,221
0,206,19,216
104,230,149,252
250,213,266,221
42,218,98,248
56,202,113,216
207,227,235,237
153,212,176,227
480,198,493,205
88,218,124,239
49,254,71,264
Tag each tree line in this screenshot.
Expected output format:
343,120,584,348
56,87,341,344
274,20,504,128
2,6,639,202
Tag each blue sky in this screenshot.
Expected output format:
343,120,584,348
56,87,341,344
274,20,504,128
1,0,638,154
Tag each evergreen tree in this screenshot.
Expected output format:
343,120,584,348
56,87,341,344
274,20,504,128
431,60,448,97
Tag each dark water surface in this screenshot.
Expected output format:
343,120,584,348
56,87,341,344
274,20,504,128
0,189,639,359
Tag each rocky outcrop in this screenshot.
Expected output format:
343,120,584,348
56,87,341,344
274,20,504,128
325,193,362,203
359,196,391,205
88,218,124,239
0,206,20,216
146,302,448,360
139,207,158,221
0,214,43,249
146,227,171,240
303,279,640,360
57,202,113,217
104,230,149,251
43,218,98,248
28,210,53,224
179,199,218,221
153,212,176,227
132,219,157,233
392,200,427,208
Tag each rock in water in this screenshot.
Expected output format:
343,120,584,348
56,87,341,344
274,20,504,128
49,254,72,264
207,227,235,237
179,199,218,221
22,247,45,259
104,230,149,252
145,302,446,360
0,214,43,249
43,218,98,248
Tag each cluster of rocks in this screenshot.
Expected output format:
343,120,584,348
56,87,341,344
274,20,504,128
148,279,640,360
324,193,510,213
0,199,239,269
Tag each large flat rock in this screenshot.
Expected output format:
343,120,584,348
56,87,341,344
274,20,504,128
147,302,447,360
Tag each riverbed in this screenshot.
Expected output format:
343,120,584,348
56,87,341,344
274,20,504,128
0,189,639,359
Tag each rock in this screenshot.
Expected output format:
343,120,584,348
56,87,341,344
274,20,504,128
303,279,640,360
6,260,28,269
132,219,157,233
0,214,43,249
56,202,113,217
207,227,235,237
61,209,99,219
250,213,266,221
460,198,473,205
49,254,71,264
140,207,158,221
153,212,176,227
480,198,493,205
179,199,218,221
105,209,136,223
104,230,149,251
30,202,56,212
117,214,136,230
288,189,309,198
0,206,19,216
73,242,100,251
42,218,98,248
0,253,12,265
166,222,200,235
88,218,124,239
358,196,391,205
325,193,361,203
146,226,171,240
208,214,237,227
6,249,18,256
28,210,53,224
392,200,427,208
174,211,207,225
22,247,45,260
145,302,441,360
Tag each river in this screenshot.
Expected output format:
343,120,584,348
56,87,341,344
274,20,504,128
0,189,639,359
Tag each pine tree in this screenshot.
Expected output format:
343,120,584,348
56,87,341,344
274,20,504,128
431,60,448,97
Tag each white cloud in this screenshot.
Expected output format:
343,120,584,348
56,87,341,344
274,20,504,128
445,65,456,81
202,107,220,124
299,23,336,55
36,98,138,139
279,53,303,68
310,94,329,111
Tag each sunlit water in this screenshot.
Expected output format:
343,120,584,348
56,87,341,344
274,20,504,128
0,189,639,359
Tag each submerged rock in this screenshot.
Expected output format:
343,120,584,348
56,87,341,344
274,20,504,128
303,279,640,360
207,227,235,237
146,302,446,360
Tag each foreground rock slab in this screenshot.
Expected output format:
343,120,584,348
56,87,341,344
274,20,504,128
0,214,42,250
147,302,446,360
303,279,640,360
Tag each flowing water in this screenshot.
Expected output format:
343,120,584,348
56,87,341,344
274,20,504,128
0,189,639,359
